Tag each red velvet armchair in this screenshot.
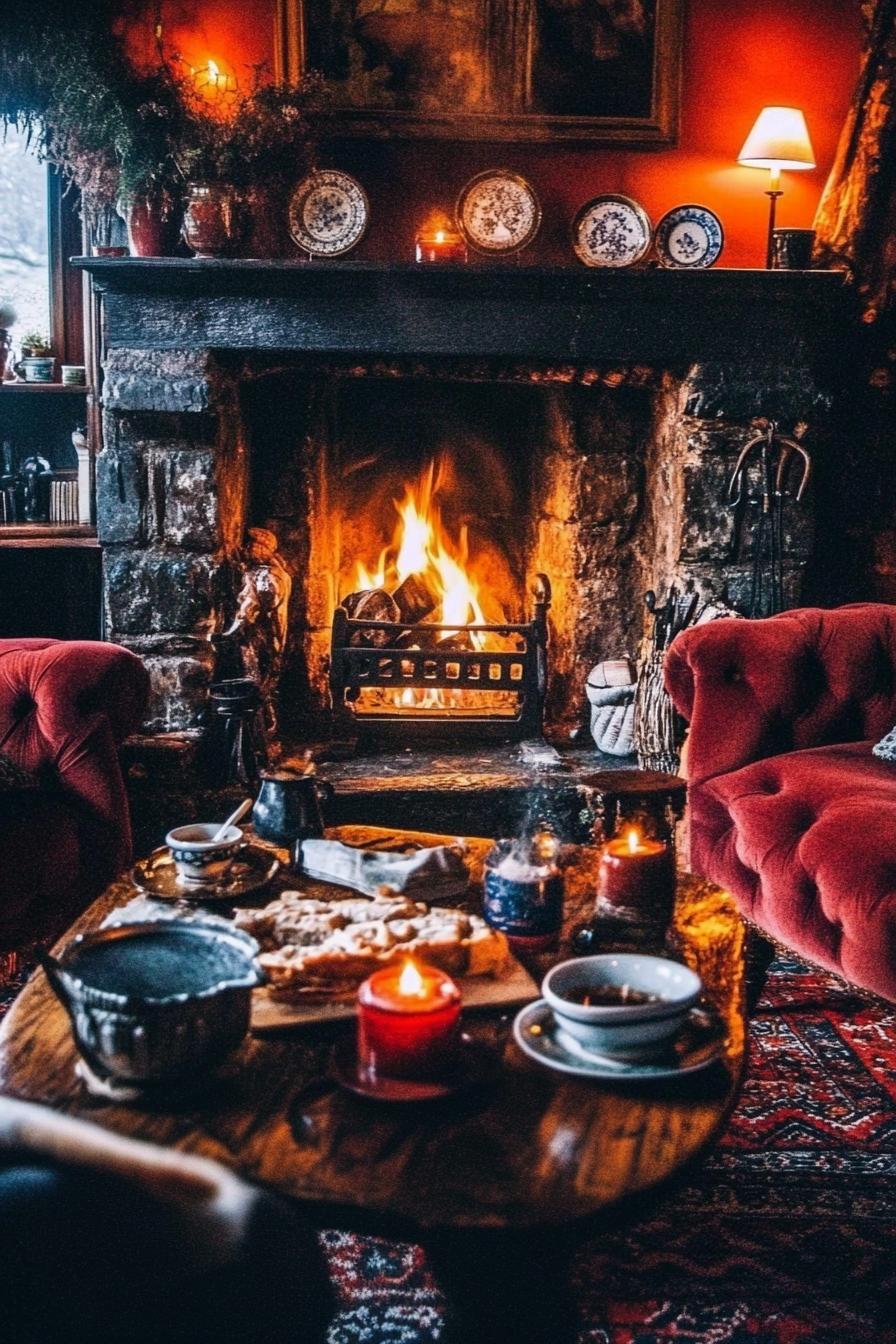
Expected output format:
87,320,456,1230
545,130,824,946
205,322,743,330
665,605,896,1001
0,639,149,949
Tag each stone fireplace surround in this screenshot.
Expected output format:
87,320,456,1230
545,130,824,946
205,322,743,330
77,260,845,839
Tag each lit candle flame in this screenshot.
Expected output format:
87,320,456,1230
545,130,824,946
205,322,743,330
627,828,641,854
398,959,425,997
207,59,220,84
435,230,445,244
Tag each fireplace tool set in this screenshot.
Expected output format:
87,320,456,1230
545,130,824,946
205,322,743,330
727,420,812,618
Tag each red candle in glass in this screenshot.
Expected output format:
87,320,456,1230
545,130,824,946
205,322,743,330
357,959,462,1081
597,828,675,924
414,210,467,264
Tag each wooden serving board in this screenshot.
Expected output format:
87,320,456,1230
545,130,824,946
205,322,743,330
250,957,539,1032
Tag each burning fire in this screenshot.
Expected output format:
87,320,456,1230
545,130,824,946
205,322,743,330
349,457,490,639
342,455,517,715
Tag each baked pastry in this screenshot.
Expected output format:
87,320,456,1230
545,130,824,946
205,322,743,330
233,890,510,999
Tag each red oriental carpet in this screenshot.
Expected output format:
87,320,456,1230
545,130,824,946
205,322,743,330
3,955,895,1343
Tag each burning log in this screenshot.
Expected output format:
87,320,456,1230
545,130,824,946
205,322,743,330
343,588,400,647
392,570,441,624
395,628,438,650
437,631,474,652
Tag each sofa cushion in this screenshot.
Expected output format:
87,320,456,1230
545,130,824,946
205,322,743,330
691,741,896,1000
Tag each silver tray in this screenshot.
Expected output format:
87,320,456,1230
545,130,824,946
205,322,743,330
131,844,280,902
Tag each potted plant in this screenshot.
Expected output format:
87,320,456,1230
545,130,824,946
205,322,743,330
2,21,185,256
19,330,51,358
15,331,54,382
177,74,328,259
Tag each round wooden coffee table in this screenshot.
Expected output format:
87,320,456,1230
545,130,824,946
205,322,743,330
0,827,747,1343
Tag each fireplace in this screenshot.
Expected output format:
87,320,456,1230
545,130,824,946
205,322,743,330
81,260,844,765
237,363,672,742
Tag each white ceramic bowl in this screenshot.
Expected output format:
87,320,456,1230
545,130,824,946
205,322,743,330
165,823,244,886
542,954,702,1061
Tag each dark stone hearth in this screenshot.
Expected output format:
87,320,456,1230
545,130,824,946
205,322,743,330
122,732,686,853
104,348,225,414
96,447,144,545
105,551,221,636
684,360,835,421
148,450,220,549
571,455,643,541
85,260,843,741
679,427,814,562
76,259,846,366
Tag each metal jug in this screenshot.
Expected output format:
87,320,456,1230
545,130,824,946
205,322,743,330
252,769,335,846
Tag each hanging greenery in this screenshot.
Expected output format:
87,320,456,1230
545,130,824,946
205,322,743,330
0,2,328,226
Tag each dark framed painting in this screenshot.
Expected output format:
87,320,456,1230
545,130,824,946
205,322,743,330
275,0,684,145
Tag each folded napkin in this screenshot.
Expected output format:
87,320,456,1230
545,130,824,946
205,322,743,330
297,839,469,902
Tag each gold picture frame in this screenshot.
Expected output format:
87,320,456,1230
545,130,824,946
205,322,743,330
275,0,683,146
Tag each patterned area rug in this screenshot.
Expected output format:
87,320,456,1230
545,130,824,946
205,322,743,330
319,959,896,1343
3,956,894,1343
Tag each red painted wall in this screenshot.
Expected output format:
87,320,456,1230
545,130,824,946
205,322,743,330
127,0,864,267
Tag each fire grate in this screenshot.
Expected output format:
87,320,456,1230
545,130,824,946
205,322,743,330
329,574,551,741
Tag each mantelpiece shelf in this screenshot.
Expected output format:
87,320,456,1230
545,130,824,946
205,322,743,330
73,257,850,365
0,383,90,395
0,524,98,549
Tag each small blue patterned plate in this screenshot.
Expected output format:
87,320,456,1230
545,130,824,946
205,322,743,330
571,194,652,268
655,204,724,269
289,169,369,258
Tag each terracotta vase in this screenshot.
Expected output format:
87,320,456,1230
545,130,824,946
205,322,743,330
182,182,244,258
127,191,179,257
242,183,293,259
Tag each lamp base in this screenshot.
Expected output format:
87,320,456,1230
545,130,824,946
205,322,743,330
764,190,783,269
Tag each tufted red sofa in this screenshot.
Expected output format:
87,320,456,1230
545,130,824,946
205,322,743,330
0,639,149,949
665,605,896,1001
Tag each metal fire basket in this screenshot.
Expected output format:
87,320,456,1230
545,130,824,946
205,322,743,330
329,574,551,741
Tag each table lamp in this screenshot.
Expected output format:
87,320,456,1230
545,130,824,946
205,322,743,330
738,107,815,267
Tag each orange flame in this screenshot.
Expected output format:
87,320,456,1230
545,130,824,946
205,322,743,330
627,828,641,854
348,456,490,640
398,959,425,997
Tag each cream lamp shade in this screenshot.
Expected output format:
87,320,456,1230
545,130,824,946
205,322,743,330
738,106,815,172
738,107,815,267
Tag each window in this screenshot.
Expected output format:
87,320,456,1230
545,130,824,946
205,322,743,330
0,125,84,365
0,126,51,341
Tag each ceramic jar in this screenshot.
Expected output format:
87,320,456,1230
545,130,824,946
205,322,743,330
182,182,244,258
127,190,179,257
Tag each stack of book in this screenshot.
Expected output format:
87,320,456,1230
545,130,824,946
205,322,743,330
49,475,80,524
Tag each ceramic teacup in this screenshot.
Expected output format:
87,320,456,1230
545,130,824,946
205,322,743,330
542,954,702,1062
165,823,244,886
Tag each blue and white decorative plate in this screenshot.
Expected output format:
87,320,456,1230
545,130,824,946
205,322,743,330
289,169,369,258
456,170,542,255
655,204,724,269
572,194,652,268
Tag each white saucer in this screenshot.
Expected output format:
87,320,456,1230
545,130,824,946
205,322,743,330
513,1000,726,1080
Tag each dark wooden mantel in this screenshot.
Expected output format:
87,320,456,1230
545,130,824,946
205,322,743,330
74,257,849,364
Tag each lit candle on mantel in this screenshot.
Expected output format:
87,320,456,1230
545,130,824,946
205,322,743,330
415,210,468,264
190,57,237,103
357,958,462,1080
596,827,676,932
